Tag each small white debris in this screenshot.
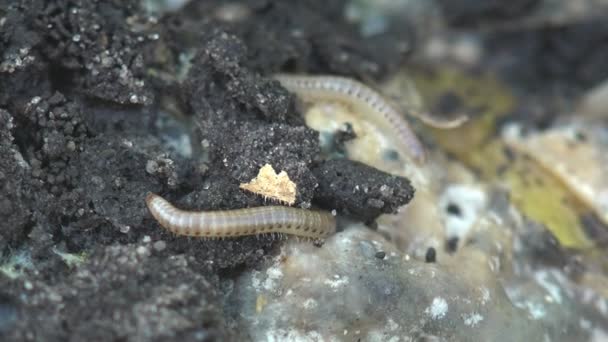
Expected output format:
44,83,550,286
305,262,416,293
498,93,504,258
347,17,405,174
302,298,318,310
121,139,133,148
136,245,149,256
579,318,592,330
153,240,166,252
463,312,484,327
479,287,491,305
425,297,448,320
517,300,546,320
66,141,76,152
534,270,563,304
145,160,158,174
323,275,349,291
263,266,284,292
386,318,399,331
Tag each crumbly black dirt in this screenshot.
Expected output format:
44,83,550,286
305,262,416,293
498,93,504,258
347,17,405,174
167,0,409,77
484,18,608,126
0,0,415,340
181,30,321,206
437,0,541,26
486,19,608,90
0,0,152,105
0,244,233,341
312,159,415,223
0,110,32,249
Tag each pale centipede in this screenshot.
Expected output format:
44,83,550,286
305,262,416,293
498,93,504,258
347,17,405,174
274,74,426,164
145,193,336,239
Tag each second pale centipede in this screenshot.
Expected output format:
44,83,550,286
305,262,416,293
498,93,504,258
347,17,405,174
273,74,426,164
146,193,336,240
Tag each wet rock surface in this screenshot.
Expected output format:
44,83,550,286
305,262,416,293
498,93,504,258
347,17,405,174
229,227,544,341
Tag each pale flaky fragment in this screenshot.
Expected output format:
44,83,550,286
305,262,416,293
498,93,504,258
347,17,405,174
239,164,297,205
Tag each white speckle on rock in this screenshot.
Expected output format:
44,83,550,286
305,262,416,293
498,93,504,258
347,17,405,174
323,275,349,291
263,266,284,292
302,298,318,310
479,287,491,305
597,299,608,316
386,318,399,331
534,270,563,304
251,270,262,291
425,297,448,320
517,300,546,320
266,329,323,342
463,312,484,327
579,318,591,330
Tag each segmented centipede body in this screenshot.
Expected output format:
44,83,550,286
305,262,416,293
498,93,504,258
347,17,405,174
274,74,426,164
146,193,336,239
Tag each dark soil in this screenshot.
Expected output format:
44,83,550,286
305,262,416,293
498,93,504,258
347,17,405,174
483,18,608,127
312,159,414,223
437,0,541,26
0,1,413,340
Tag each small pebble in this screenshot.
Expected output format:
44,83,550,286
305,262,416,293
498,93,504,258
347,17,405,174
136,245,149,256
145,160,158,174
153,240,166,252
425,247,437,263
375,251,386,259
446,203,462,216
446,237,459,253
